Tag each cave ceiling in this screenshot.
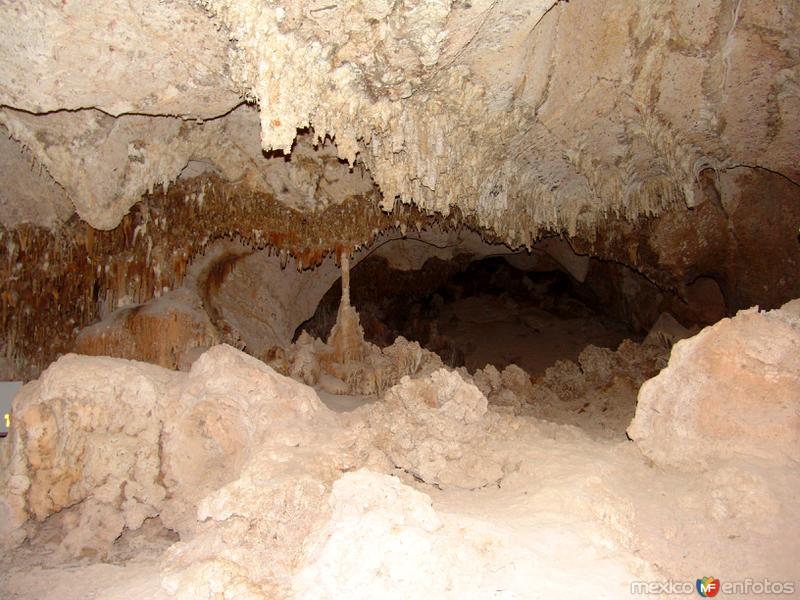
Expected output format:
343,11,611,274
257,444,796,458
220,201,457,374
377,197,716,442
0,0,798,244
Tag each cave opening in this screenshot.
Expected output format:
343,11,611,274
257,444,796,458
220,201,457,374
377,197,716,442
296,249,635,376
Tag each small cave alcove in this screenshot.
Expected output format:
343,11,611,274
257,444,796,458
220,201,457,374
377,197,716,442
296,250,635,376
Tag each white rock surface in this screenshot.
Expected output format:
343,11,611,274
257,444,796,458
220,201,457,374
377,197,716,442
368,368,503,489
0,0,241,117
0,354,178,554
2,326,800,599
628,305,800,467
3,1,797,240
0,106,375,229
0,344,337,559
293,470,449,600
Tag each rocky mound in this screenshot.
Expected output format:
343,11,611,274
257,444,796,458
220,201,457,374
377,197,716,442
629,305,800,467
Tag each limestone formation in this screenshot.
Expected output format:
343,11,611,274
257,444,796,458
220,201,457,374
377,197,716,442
278,331,443,397
74,287,220,371
472,339,668,437
1,1,797,244
368,368,503,489
2,302,800,597
273,254,447,395
0,344,338,558
327,252,365,364
0,0,240,118
293,469,478,600
628,306,800,467
0,354,178,554
0,1,799,597
473,363,536,413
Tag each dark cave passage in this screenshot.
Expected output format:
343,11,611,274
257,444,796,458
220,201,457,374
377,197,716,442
296,253,635,376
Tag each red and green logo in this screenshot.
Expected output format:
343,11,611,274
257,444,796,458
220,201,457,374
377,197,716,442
696,577,720,597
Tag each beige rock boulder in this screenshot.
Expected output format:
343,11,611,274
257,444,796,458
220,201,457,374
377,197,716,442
628,306,800,467
0,344,340,560
292,470,448,600
160,446,339,600
0,354,178,556
293,469,555,600
368,369,503,489
473,363,534,413
158,344,330,535
157,347,381,598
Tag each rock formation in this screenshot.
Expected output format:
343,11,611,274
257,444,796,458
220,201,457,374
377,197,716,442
74,288,220,371
368,368,504,489
0,354,178,553
4,1,797,242
3,303,800,597
0,345,337,560
629,304,800,467
0,1,799,597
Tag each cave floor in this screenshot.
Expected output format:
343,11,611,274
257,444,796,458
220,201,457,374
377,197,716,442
435,293,631,375
2,303,797,598
2,413,797,599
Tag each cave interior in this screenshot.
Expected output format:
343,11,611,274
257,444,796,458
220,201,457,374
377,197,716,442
0,1,799,598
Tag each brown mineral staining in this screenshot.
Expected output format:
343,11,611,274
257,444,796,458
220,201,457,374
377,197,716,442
0,176,473,375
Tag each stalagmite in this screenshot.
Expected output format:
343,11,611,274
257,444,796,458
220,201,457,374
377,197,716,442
327,250,365,364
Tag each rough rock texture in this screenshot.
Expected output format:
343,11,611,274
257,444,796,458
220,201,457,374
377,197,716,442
155,345,336,539
0,342,533,596
368,368,503,489
293,470,446,600
473,363,535,409
3,343,526,594
0,106,375,229
0,132,73,229
0,344,337,560
628,305,800,467
192,0,799,242
292,469,501,600
2,2,797,380
74,287,220,371
573,167,800,317
278,331,443,397
473,337,669,438
0,0,241,118
159,407,361,599
0,178,435,374
1,1,797,243
0,354,179,554
3,324,800,598
542,342,667,427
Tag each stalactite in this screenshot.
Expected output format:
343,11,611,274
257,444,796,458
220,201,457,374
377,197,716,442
0,175,490,376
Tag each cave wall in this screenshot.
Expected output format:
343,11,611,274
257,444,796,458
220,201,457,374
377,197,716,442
573,167,800,317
